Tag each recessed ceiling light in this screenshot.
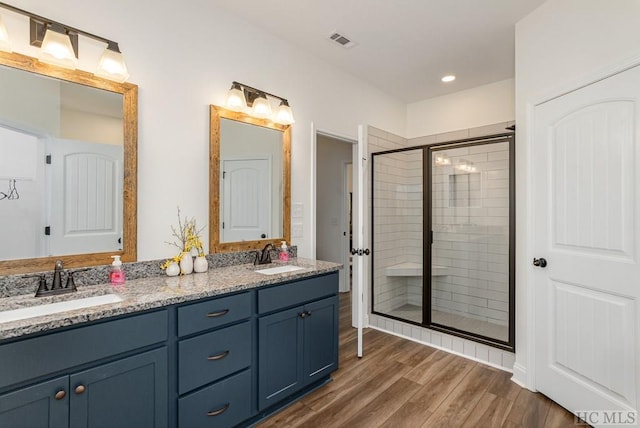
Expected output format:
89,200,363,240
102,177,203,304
441,75,456,83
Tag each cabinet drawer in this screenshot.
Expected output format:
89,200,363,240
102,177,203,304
179,369,252,428
258,272,338,314
178,292,252,337
0,310,167,390
178,321,252,394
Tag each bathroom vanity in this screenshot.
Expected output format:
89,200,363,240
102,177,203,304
0,259,340,428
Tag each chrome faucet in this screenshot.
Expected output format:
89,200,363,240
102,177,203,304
254,243,274,265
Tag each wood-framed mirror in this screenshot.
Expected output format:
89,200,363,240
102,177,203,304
209,105,290,253
0,50,137,275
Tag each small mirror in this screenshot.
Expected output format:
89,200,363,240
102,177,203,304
209,105,290,253
0,51,137,275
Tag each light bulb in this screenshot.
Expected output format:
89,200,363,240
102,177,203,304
0,15,11,53
225,83,247,111
95,44,129,82
251,93,271,119
274,100,295,125
38,25,77,69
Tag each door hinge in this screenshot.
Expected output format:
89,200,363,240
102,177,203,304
430,230,434,244
45,226,51,235
45,154,52,164
222,222,225,229
222,171,226,179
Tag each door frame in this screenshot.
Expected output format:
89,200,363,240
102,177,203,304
520,52,640,391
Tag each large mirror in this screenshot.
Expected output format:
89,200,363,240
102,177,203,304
209,105,290,253
0,50,137,275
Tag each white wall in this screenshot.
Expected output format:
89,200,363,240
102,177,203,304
316,135,352,265
1,0,406,260
514,0,640,388
406,78,515,138
60,109,123,146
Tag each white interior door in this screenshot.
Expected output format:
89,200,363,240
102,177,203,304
49,139,122,256
222,157,271,242
353,125,369,357
533,64,640,423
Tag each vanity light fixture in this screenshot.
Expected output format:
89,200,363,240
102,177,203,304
435,153,451,166
274,100,295,125
37,21,77,69
251,92,272,119
0,2,130,81
0,14,11,52
224,81,295,125
224,82,247,111
456,160,476,173
95,41,129,83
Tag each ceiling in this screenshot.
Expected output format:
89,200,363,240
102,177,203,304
216,0,546,103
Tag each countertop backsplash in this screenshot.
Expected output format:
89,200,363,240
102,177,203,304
0,246,297,298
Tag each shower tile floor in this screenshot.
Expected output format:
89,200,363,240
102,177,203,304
385,304,508,342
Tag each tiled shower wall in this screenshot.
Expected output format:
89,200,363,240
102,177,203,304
371,148,422,313
431,141,511,326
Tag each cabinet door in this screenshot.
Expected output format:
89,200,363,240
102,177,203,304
69,348,168,428
0,377,69,428
303,296,339,386
258,306,303,410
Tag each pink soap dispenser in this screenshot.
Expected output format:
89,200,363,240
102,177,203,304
279,241,289,261
110,255,126,285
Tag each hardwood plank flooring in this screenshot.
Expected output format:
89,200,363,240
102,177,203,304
257,292,576,427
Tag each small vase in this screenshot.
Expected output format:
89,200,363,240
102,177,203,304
180,253,194,275
165,262,180,277
194,256,208,273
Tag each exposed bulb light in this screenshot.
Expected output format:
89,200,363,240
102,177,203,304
251,92,272,119
441,75,456,83
225,82,247,111
0,14,11,53
95,42,129,83
274,99,295,125
38,23,77,69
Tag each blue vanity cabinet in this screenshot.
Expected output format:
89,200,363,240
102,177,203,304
0,377,68,428
257,272,339,411
0,310,169,428
177,291,254,428
68,348,168,428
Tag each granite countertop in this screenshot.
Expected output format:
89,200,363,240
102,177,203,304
0,258,341,340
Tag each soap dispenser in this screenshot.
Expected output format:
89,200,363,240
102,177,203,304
110,255,125,285
279,241,289,261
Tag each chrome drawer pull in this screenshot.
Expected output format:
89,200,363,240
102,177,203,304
206,309,229,318
207,403,230,417
207,350,230,361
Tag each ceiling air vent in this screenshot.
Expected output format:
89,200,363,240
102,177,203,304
328,31,357,49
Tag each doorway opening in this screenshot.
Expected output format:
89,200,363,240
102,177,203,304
315,133,355,294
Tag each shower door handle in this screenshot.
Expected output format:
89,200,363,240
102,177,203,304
533,257,547,268
350,248,371,256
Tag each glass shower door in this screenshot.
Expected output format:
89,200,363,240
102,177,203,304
429,139,512,343
371,148,424,323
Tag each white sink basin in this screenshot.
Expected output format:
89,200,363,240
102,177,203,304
0,294,123,324
255,265,305,275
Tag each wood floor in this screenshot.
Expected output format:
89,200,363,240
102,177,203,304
257,292,577,428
